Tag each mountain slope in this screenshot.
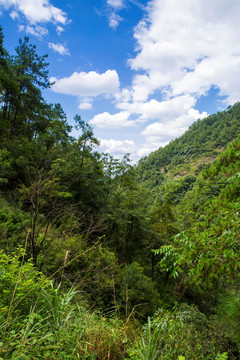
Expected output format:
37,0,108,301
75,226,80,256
136,102,240,188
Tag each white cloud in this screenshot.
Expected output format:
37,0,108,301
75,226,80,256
115,88,131,102
99,138,136,157
108,13,123,29
78,101,92,110
117,95,196,122
99,137,159,163
19,24,48,38
96,0,240,159
10,10,18,20
137,142,167,158
0,0,68,24
56,25,64,35
142,108,208,147
106,0,124,29
107,0,124,10
50,70,120,98
128,0,240,105
115,95,207,157
48,42,69,56
89,111,135,129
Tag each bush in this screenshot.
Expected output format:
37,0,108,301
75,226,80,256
118,262,160,318
129,304,239,360
0,249,126,359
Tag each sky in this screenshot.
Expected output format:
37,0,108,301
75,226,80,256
1,0,240,162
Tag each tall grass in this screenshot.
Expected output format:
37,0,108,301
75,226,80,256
130,316,161,360
0,250,127,359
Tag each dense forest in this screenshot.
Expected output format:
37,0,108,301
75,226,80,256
0,28,239,359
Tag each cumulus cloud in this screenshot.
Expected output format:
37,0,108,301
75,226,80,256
99,137,157,162
115,88,131,102
0,0,68,36
50,70,120,99
48,42,69,56
89,111,135,129
142,109,208,147
137,142,166,158
115,95,207,156
78,102,93,110
99,138,136,157
99,0,240,158
117,95,197,122
0,0,68,24
128,0,240,104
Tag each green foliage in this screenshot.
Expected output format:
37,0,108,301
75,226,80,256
154,137,240,292
119,262,160,318
0,250,126,360
129,316,161,360
41,282,78,332
59,240,121,310
154,220,240,291
105,165,154,265
1,27,240,360
216,353,228,360
136,102,240,191
0,198,30,252
129,305,237,360
217,288,240,347
0,248,48,317
0,149,12,183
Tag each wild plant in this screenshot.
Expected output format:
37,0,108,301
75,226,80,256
41,281,78,332
130,316,161,360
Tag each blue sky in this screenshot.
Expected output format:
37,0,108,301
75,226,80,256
0,0,240,161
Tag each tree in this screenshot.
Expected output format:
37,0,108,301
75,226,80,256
0,36,51,140
106,162,152,264
74,114,99,169
0,27,18,140
18,157,73,266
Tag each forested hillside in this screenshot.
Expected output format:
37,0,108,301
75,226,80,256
137,102,240,187
0,29,239,359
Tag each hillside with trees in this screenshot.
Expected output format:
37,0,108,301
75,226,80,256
0,28,239,359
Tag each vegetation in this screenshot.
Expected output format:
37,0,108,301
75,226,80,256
0,28,239,359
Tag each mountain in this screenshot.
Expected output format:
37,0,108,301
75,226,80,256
136,102,240,189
